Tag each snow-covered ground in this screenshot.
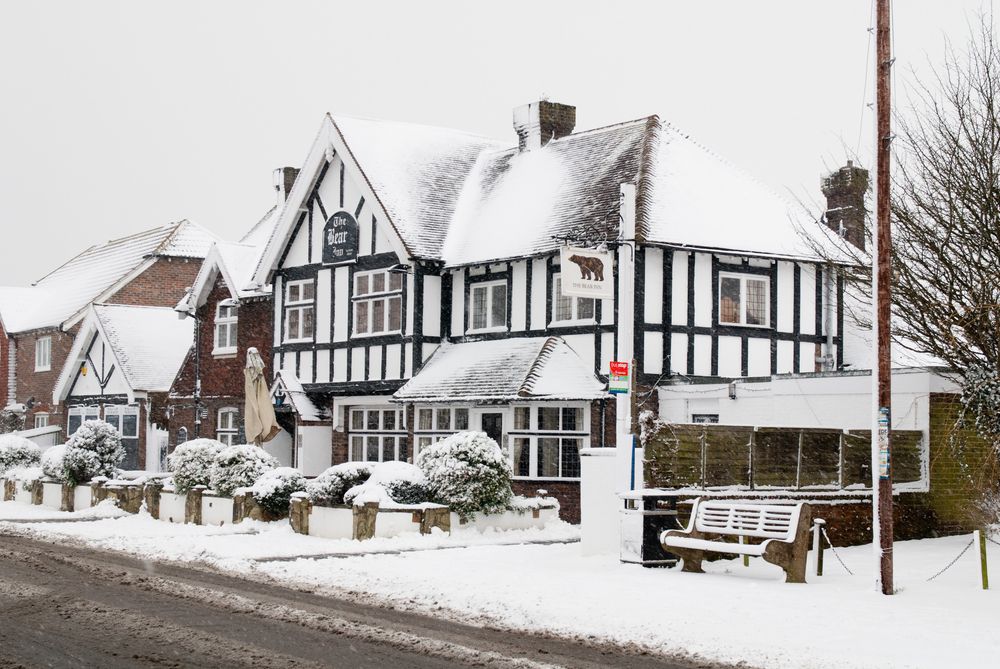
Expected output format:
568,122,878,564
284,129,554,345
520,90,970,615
2,500,997,668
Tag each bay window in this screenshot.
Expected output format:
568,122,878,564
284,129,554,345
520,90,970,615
67,406,100,436
353,269,403,336
509,405,587,479
349,407,408,463
413,406,470,454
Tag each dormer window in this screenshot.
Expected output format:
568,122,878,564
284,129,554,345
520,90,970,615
214,303,238,354
719,273,769,327
284,279,315,342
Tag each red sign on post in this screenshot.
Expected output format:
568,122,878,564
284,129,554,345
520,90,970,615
609,361,629,395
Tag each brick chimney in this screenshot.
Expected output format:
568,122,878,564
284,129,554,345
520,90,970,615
273,167,299,206
513,100,576,151
821,160,869,250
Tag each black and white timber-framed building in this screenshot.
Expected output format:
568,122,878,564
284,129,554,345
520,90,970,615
251,100,860,521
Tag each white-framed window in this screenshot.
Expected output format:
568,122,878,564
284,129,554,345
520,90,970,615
214,303,238,353
509,404,588,480
217,408,239,446
719,273,769,327
353,269,403,336
67,406,100,436
413,406,470,455
469,280,507,332
551,274,595,324
104,405,140,470
284,279,315,342
349,407,408,463
35,336,51,371
33,413,49,429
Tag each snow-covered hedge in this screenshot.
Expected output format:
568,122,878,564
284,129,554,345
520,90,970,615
41,444,67,480
167,439,225,492
250,467,306,516
0,434,41,474
344,461,429,506
63,420,124,484
417,431,513,520
209,444,279,496
306,462,373,505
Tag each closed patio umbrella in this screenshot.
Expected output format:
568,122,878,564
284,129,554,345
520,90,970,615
244,347,280,445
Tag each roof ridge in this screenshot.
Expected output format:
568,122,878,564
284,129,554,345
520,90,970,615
330,112,504,144
238,205,278,244
553,115,657,142
518,337,559,397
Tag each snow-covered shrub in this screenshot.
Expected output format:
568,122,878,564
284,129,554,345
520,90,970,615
209,444,279,496
16,466,43,491
0,409,24,434
343,461,429,506
40,444,67,481
62,420,124,484
306,462,373,505
167,438,225,492
0,434,41,474
417,431,513,520
250,467,306,516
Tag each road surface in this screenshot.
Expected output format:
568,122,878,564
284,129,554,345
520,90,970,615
0,532,719,669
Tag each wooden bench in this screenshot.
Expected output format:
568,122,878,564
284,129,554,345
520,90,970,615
660,498,812,583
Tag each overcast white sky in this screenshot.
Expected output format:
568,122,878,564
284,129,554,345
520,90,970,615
0,1,994,285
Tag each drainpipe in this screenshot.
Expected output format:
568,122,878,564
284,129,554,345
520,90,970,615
823,264,836,371
193,317,202,437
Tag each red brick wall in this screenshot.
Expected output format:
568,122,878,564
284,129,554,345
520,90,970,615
513,480,580,524
106,257,201,307
166,273,274,446
0,323,9,409
14,326,78,430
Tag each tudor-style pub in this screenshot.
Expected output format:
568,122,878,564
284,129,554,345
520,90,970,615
249,100,859,522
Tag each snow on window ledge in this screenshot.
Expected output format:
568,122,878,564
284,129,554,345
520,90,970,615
212,347,238,358
548,318,597,328
466,326,508,335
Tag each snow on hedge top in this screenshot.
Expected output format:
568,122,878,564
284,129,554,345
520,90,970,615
394,336,606,402
93,304,194,391
0,221,217,333
332,115,506,260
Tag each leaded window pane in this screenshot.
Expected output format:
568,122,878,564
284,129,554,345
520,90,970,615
538,407,560,431
720,276,741,324
538,438,559,477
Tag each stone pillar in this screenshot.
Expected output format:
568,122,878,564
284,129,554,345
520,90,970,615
185,486,204,525
420,507,451,535
143,482,162,519
91,480,108,506
289,496,311,535
3,478,14,501
61,483,75,512
30,480,43,505
352,502,378,540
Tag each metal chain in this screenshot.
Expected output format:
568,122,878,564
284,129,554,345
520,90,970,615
926,539,974,582
987,533,1000,549
820,527,855,576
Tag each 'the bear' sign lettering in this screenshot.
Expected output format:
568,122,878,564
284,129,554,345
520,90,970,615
322,211,359,264
559,246,614,299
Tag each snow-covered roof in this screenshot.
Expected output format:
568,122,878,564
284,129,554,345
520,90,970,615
257,111,842,281
394,337,607,403
53,304,194,403
92,304,194,392
272,371,327,421
332,115,505,260
0,286,40,333
3,220,218,333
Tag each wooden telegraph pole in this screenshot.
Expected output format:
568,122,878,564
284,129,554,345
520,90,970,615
873,0,894,595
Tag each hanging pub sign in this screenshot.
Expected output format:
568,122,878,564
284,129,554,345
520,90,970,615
322,210,359,264
559,246,614,300
609,361,630,395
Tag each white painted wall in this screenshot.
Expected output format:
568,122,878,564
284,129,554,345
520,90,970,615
657,368,957,434
202,495,234,526
264,428,293,467
297,424,332,476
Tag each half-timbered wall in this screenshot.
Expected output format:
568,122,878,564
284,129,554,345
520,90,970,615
271,152,443,395
636,246,843,384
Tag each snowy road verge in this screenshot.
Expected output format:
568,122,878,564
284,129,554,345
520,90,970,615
2,500,997,668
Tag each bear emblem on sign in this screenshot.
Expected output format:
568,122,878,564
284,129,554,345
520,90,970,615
568,254,605,281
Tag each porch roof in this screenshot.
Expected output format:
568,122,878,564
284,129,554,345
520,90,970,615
393,337,607,404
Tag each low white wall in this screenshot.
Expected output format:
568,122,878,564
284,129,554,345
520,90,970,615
451,507,559,532
201,495,234,526
74,484,92,510
159,491,187,523
308,505,353,539
14,484,32,505
580,448,620,555
373,509,421,538
41,482,62,509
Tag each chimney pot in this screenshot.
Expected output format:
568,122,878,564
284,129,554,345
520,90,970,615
273,167,299,206
821,162,869,250
513,100,576,151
